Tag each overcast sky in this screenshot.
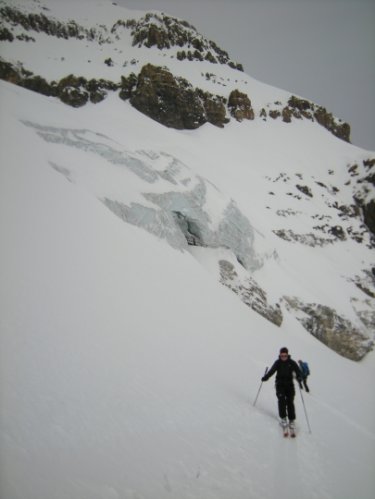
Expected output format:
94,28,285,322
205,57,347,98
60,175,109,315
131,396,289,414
117,0,375,152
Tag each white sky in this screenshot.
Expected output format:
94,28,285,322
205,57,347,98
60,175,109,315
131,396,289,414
117,0,375,152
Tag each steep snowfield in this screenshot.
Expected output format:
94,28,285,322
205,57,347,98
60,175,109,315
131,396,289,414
0,0,375,496
1,78,375,499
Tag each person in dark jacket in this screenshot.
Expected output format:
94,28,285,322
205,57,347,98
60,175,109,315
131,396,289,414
298,359,310,392
262,347,302,430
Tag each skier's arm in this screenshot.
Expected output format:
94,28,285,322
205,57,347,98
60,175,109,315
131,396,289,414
262,361,278,381
292,361,303,382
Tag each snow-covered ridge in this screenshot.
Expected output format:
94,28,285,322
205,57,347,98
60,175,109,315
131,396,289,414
0,0,349,140
0,0,242,69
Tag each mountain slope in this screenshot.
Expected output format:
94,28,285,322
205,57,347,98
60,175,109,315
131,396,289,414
1,79,374,499
0,0,375,498
1,0,374,361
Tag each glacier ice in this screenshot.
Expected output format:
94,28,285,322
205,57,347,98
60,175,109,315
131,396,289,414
23,120,263,272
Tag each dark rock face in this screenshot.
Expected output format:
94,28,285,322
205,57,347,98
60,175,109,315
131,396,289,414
313,106,350,143
219,260,283,326
284,297,373,361
287,96,351,142
361,159,375,238
130,64,206,129
119,73,138,101
350,158,375,243
129,12,243,70
0,61,118,107
129,64,228,129
200,92,228,128
363,199,375,237
228,90,254,121
263,96,351,142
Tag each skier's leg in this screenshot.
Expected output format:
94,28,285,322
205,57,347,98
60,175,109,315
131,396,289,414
276,385,287,419
286,384,296,421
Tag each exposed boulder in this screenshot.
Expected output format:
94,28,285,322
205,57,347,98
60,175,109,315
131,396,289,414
296,184,313,197
228,89,254,121
57,75,89,107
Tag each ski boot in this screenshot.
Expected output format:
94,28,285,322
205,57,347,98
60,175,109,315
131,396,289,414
280,418,288,437
288,420,296,438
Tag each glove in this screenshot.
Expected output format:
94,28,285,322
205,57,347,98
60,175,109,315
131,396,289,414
261,376,268,382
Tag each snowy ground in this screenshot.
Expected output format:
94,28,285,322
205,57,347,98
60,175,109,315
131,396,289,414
1,77,375,499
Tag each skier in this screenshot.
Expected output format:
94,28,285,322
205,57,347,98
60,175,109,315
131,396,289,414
298,359,310,392
262,347,302,435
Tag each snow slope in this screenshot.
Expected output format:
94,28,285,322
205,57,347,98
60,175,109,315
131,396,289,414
0,0,375,497
1,79,375,499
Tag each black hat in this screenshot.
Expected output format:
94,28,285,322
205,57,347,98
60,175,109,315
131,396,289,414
280,347,289,354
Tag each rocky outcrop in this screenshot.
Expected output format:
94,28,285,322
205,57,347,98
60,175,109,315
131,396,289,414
228,90,254,121
349,158,375,243
219,260,283,326
0,59,230,125
130,64,206,129
286,96,351,142
0,60,118,106
273,229,336,247
0,5,105,42
261,95,351,143
128,12,243,70
283,297,373,361
129,64,228,129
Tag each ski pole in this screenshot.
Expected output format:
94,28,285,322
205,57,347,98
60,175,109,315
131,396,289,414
253,367,268,407
298,383,312,434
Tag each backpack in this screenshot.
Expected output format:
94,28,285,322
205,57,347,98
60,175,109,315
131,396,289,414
302,361,310,376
